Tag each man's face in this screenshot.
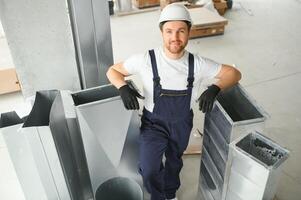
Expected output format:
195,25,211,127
161,21,190,55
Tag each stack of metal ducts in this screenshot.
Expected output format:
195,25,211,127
199,84,268,200
1,83,144,200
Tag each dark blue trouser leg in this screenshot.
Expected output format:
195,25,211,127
139,128,168,200
164,120,192,199
164,142,183,199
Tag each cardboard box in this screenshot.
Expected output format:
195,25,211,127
213,0,228,15
216,8,227,15
0,68,21,94
214,0,227,9
134,0,160,8
189,7,228,39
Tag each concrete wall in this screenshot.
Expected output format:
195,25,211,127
0,0,81,98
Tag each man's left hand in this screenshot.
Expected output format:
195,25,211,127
198,84,221,113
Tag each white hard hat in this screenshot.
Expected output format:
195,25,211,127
159,3,192,24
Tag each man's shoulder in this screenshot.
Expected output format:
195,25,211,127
126,51,149,63
190,53,218,65
123,50,154,72
131,47,161,59
189,52,205,62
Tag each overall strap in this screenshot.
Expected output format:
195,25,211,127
187,53,195,88
148,49,161,87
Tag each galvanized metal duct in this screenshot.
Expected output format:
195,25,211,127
2,90,71,200
1,112,32,200
115,0,133,12
49,90,94,200
72,84,143,200
67,0,113,89
0,111,23,128
226,132,289,200
2,85,144,200
199,84,268,200
95,177,142,200
23,90,58,127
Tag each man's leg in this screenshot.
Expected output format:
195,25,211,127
139,128,168,200
164,142,183,199
164,118,192,199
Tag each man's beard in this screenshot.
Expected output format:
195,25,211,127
166,40,187,54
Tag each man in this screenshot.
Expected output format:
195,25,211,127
106,3,241,200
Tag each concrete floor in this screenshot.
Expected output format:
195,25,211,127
1,0,301,199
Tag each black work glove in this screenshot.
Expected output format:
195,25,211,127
198,84,221,113
119,84,145,110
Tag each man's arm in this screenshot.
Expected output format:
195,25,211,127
106,62,129,89
198,64,241,113
106,62,144,110
214,64,242,90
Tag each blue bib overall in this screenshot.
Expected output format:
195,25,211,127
139,49,195,200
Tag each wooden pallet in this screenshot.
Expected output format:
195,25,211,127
185,3,203,9
190,24,226,38
184,142,202,154
134,0,160,9
0,68,21,95
184,126,203,155
189,7,228,39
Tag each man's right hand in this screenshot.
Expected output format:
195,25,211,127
119,84,145,110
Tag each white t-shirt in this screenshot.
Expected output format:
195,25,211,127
124,47,221,112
